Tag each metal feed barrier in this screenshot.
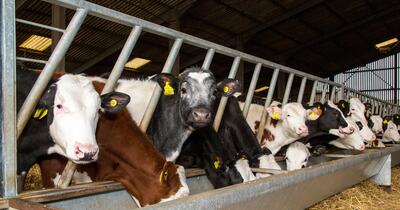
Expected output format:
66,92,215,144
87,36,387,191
1,0,400,209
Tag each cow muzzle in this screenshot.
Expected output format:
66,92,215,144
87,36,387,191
188,107,211,127
74,143,99,162
296,125,309,137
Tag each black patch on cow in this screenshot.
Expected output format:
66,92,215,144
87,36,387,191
355,121,363,130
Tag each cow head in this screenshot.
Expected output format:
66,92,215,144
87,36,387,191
36,74,130,164
347,98,376,141
285,142,310,171
382,117,400,143
153,67,240,129
329,126,366,151
369,115,383,134
311,101,353,138
268,102,309,138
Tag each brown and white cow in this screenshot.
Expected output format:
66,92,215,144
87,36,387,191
39,81,189,207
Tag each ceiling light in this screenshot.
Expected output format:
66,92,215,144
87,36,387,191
255,86,269,93
375,38,399,49
19,35,52,52
125,58,150,70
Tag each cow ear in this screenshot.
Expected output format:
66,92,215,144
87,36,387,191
212,155,223,170
338,100,349,111
33,83,57,120
100,92,130,114
383,116,391,125
152,73,179,96
217,79,240,97
306,109,320,120
266,106,282,120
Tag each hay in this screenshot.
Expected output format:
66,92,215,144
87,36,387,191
308,166,400,210
23,163,43,191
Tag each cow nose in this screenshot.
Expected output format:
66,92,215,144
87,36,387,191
191,108,211,122
349,127,355,133
359,144,365,151
296,125,308,135
75,144,99,161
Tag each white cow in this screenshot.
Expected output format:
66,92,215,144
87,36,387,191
347,98,376,142
285,142,311,171
381,120,400,143
329,118,366,151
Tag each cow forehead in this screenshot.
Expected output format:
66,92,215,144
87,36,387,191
350,98,365,111
56,75,100,108
186,72,212,83
283,103,305,115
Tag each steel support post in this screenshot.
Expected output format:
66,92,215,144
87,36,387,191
308,80,317,106
242,63,261,118
256,68,279,141
201,48,215,70
139,38,183,131
1,0,17,197
282,73,294,105
16,8,88,139
330,86,336,102
371,155,391,187
213,56,241,131
320,83,328,103
297,77,307,103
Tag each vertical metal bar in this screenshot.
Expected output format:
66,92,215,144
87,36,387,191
242,63,262,118
139,38,183,131
379,103,384,116
282,73,294,105
371,100,376,114
339,85,344,101
308,80,318,106
320,83,328,104
330,86,336,102
16,8,88,139
101,26,142,94
1,0,17,197
256,68,280,141
213,56,241,131
202,48,215,70
297,77,307,103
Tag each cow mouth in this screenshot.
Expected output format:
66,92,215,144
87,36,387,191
189,120,211,128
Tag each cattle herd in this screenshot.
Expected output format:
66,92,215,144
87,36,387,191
16,66,400,206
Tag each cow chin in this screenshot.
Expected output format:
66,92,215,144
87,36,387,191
329,129,348,138
187,120,211,129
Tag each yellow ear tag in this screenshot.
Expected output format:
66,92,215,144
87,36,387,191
39,109,48,120
383,120,388,124
223,86,229,93
214,160,220,169
309,112,316,119
272,112,280,120
109,99,118,107
33,109,42,119
341,103,345,108
159,170,168,183
397,116,399,119
164,81,174,96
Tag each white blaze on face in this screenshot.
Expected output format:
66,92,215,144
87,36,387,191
234,159,256,182
370,115,383,134
329,119,366,151
160,165,189,203
349,98,375,141
49,75,100,164
382,121,400,143
285,142,310,171
281,103,309,138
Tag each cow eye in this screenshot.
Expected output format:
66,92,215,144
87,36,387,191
181,87,187,94
56,104,63,109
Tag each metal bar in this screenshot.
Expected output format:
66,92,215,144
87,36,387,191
380,103,384,116
16,57,47,64
339,85,344,100
330,86,336,102
213,56,241,131
308,80,318,106
242,63,261,118
139,38,183,131
320,83,328,103
16,18,65,33
16,8,88,139
297,77,307,103
101,26,142,94
256,68,279,141
282,73,294,105
42,0,398,107
1,0,17,197
201,48,215,70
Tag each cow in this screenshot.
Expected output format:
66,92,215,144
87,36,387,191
285,142,311,171
39,81,189,206
381,116,400,143
17,69,129,179
242,101,310,155
369,115,384,134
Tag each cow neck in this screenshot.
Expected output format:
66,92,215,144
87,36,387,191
148,94,193,162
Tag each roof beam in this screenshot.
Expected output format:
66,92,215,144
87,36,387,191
74,0,197,73
242,0,324,41
275,4,400,60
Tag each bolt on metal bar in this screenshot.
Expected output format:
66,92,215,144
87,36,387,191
201,48,215,70
213,56,241,131
16,8,87,138
282,73,294,105
1,0,17,197
139,38,183,132
57,25,143,189
16,57,47,64
320,83,328,104
243,63,262,118
16,18,65,33
308,81,318,106
330,86,336,102
297,77,307,103
101,26,142,94
256,68,279,141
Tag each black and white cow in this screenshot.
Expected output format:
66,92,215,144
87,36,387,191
106,67,239,162
17,69,129,177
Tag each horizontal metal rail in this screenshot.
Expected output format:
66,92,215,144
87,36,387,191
16,57,47,64
16,18,65,33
